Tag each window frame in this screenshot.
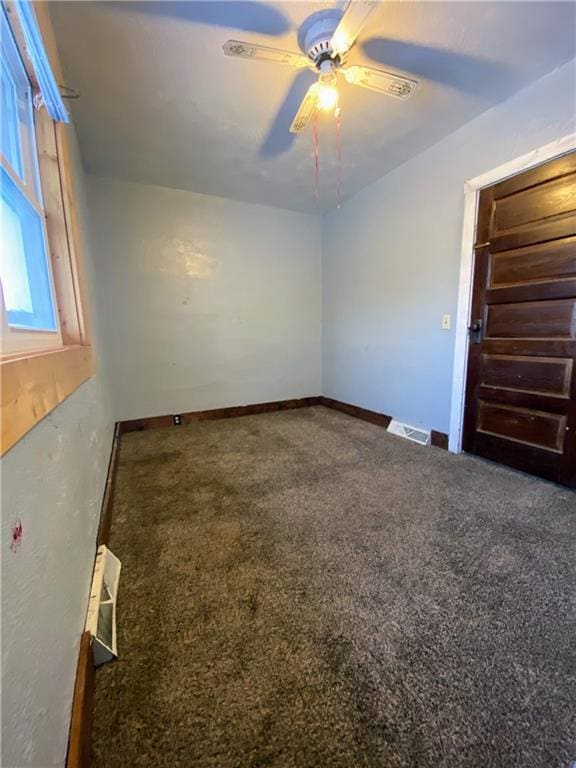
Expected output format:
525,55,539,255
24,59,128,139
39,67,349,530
1,3,61,350
1,1,93,454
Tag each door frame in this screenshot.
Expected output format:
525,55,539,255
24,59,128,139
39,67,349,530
448,133,576,453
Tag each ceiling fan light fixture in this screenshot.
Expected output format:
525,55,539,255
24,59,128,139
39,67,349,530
318,58,337,84
224,3,419,140
317,82,339,112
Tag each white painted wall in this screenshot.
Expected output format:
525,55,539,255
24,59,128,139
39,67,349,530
0,130,114,767
322,60,576,434
87,177,322,421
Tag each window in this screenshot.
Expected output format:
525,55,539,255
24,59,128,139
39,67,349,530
1,5,59,351
1,1,93,453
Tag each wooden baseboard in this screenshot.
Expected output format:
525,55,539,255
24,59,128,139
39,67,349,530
431,430,449,450
66,631,95,768
97,423,121,546
321,397,449,449
66,424,120,767
118,397,322,434
319,396,392,428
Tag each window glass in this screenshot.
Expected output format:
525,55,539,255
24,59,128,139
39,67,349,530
1,55,23,177
0,6,42,201
0,7,57,337
1,165,56,331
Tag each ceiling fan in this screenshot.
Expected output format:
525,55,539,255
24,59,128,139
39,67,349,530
223,1,418,134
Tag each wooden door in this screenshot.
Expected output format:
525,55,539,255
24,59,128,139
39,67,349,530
463,151,576,486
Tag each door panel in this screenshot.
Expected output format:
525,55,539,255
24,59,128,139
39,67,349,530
480,355,572,397
463,151,576,486
485,299,576,339
490,237,576,287
477,401,566,452
493,175,576,232
491,217,576,252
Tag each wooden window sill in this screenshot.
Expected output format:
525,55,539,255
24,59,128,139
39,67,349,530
1,344,94,455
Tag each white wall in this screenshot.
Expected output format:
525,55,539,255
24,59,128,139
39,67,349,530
322,60,576,434
1,130,114,767
87,177,322,421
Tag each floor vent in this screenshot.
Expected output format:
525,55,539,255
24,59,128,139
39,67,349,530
86,544,122,666
387,419,431,446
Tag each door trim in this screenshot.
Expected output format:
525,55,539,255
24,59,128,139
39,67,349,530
448,133,576,454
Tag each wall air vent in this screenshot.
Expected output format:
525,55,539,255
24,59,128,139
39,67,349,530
387,419,431,446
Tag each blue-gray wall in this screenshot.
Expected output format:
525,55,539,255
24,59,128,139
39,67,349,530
1,129,114,767
322,60,576,434
86,177,322,421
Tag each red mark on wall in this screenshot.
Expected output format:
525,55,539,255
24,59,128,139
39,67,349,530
10,520,23,553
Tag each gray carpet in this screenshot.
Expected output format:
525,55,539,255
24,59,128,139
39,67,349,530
93,406,576,768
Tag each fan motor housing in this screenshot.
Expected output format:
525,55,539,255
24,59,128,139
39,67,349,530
298,9,343,68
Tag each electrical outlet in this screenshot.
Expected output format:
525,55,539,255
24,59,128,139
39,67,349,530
442,314,451,330
173,415,182,425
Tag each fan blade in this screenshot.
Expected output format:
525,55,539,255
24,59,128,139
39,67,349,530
289,83,319,133
343,65,418,99
260,71,316,157
331,1,378,57
223,40,308,68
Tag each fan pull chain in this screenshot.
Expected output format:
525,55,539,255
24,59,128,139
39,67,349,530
335,107,342,209
313,112,319,201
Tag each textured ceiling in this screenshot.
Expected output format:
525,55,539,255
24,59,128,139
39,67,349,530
50,1,576,213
